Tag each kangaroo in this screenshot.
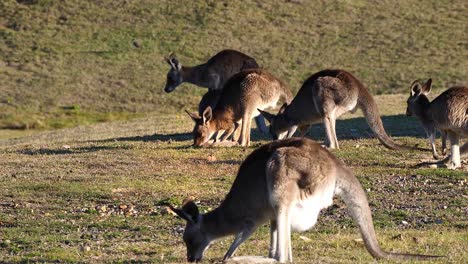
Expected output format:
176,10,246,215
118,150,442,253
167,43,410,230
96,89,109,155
406,79,468,169
169,138,440,262
259,69,405,150
164,49,268,133
186,69,292,147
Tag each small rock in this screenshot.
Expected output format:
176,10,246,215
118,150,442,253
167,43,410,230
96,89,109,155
225,256,276,264
299,235,311,242
62,145,71,149
132,39,141,48
119,204,128,210
401,220,409,225
96,205,107,212
80,245,91,252
207,154,217,162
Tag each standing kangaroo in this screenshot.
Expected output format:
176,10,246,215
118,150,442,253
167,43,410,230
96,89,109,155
259,69,404,149
169,138,440,262
164,49,268,133
186,69,292,147
406,79,468,169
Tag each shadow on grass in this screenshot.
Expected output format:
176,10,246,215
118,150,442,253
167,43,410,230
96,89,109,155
18,145,125,155
210,159,242,166
94,132,192,143
93,115,427,147
251,114,428,142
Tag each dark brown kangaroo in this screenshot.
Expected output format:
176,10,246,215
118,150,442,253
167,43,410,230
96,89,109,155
259,69,406,150
164,50,268,133
170,138,441,262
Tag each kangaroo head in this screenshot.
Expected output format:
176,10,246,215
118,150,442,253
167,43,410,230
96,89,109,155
170,201,210,262
406,79,432,117
164,53,183,93
186,107,215,147
259,103,290,140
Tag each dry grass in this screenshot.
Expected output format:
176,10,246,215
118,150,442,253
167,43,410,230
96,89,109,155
1,0,467,262
0,94,466,262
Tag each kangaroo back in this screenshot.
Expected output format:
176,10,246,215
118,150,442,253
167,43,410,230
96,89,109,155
187,69,292,146
205,50,260,90
429,86,468,133
164,49,259,93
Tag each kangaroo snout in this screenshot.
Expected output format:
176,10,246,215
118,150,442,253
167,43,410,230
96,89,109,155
164,85,176,93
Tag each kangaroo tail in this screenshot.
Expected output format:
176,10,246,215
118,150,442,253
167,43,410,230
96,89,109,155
357,88,410,150
336,167,443,260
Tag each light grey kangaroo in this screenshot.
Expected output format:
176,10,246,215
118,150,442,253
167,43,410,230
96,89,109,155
169,138,440,262
164,49,268,133
186,69,292,147
259,69,407,150
406,79,468,169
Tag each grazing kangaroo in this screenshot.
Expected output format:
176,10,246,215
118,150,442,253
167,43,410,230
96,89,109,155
164,49,268,133
186,69,292,147
169,138,440,262
259,69,406,150
406,79,468,169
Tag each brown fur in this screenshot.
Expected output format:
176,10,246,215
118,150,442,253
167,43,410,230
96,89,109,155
259,69,406,150
164,50,268,133
170,138,440,262
407,79,468,169
186,69,292,147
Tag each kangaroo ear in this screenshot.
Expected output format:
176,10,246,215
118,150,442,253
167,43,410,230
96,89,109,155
168,204,198,224
182,201,199,223
166,53,181,70
410,80,422,97
202,107,212,124
278,103,288,114
165,52,174,65
186,110,201,122
421,78,432,94
258,109,275,123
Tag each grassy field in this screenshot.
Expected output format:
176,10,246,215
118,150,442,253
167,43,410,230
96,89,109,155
1,0,467,262
1,0,467,129
0,93,467,263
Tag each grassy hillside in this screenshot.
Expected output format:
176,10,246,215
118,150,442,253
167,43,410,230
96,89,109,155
1,0,467,130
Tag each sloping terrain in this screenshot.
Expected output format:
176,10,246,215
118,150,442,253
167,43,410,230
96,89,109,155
1,0,467,129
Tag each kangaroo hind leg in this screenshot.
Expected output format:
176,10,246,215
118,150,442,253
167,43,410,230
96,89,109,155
275,206,292,263
447,131,461,169
323,114,339,149
239,112,253,147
